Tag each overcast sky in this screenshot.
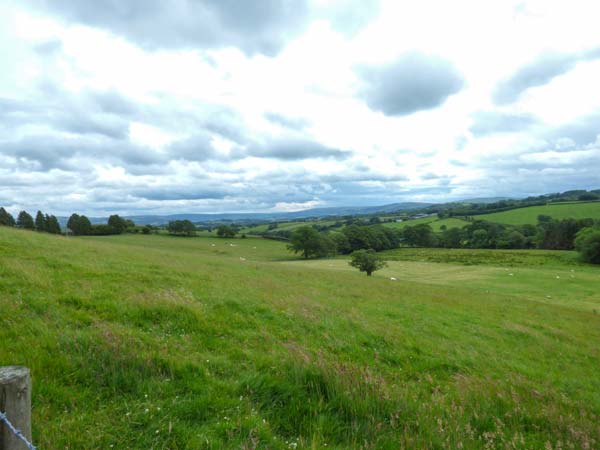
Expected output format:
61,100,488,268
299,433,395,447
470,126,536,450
1,0,600,215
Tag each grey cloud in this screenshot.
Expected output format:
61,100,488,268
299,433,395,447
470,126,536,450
31,0,310,56
548,111,600,147
315,0,380,37
33,39,63,56
167,133,218,162
357,52,464,116
264,112,310,130
246,138,351,160
493,50,600,104
470,110,538,136
130,187,228,201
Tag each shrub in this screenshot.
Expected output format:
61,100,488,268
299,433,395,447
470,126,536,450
574,227,600,264
349,249,387,276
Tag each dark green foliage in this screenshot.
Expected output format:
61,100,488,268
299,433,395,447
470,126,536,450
46,215,61,234
142,226,151,234
536,218,590,250
67,213,93,235
402,224,438,247
439,227,464,248
0,207,16,227
216,225,237,238
349,249,387,276
167,220,196,236
91,224,120,235
287,226,335,259
574,227,600,264
67,213,80,234
17,211,35,229
35,210,47,232
107,214,128,234
340,225,401,253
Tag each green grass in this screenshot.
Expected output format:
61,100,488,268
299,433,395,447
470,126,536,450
243,220,338,235
384,217,469,231
476,201,600,225
1,227,600,449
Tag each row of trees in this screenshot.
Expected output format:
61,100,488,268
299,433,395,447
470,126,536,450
287,216,600,264
66,213,133,236
0,207,61,234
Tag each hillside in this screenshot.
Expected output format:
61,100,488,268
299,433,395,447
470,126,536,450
1,228,600,448
475,201,600,225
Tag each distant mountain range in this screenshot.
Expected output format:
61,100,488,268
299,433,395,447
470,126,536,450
119,202,435,225
55,197,516,227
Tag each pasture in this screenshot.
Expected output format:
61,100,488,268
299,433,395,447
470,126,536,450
1,227,600,449
476,201,600,225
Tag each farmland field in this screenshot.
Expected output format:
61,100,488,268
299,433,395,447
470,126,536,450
1,227,600,449
476,201,600,225
383,216,469,231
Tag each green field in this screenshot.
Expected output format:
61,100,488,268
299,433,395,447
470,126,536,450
384,216,469,231
243,220,338,235
1,227,600,449
476,201,600,225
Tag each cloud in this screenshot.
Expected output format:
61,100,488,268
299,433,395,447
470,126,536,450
30,0,310,56
245,137,351,160
547,111,600,147
264,112,310,130
470,111,538,136
357,53,464,116
493,49,600,104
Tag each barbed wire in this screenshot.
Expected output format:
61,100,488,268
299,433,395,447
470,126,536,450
0,411,37,450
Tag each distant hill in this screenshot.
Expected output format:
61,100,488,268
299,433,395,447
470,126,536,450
476,201,600,225
120,202,434,225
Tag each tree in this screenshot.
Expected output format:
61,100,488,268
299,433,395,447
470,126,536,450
78,215,92,235
46,215,61,234
67,214,80,234
287,226,334,259
349,249,387,276
167,220,196,236
574,227,600,264
35,211,47,232
0,207,16,227
107,214,128,234
216,225,237,238
17,211,35,230
402,224,437,247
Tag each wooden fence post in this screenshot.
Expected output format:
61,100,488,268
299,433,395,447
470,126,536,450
0,366,31,450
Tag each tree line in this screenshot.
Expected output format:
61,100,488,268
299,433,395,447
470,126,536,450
0,207,61,234
287,216,600,264
0,207,142,236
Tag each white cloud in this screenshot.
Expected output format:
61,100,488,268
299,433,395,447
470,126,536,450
1,0,600,215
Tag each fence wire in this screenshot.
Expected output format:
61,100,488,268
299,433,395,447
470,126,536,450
0,411,37,450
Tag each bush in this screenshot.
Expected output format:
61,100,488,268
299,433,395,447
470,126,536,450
574,227,600,264
349,249,387,276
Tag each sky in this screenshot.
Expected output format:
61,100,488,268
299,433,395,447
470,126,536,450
1,0,600,216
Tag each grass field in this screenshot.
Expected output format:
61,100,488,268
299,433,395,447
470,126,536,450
384,217,469,232
476,201,600,225
242,220,338,235
1,227,600,449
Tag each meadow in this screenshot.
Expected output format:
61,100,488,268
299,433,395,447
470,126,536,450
1,227,600,449
476,201,600,225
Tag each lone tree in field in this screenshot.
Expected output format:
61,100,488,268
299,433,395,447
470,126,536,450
167,220,196,237
216,225,237,238
287,226,335,259
17,211,35,230
349,249,387,276
574,227,600,264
